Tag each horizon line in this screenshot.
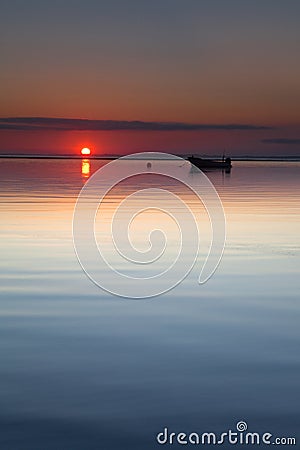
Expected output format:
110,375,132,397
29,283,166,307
1,153,299,161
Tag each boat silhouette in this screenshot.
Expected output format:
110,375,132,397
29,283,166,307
188,155,232,170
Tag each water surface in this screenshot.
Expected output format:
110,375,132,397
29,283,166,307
0,159,299,449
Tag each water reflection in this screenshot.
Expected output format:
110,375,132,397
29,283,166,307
0,159,299,449
81,159,90,179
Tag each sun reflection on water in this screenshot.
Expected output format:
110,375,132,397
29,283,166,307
81,159,90,179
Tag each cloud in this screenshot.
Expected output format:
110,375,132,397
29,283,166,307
262,138,300,145
0,117,272,132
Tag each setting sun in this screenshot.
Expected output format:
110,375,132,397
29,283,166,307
81,147,91,156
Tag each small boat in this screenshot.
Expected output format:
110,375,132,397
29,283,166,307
188,155,232,170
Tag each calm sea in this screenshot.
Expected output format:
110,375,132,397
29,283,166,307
0,158,299,449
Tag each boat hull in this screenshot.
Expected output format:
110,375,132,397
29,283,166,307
188,156,232,170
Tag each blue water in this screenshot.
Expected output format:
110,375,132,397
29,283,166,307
0,159,299,449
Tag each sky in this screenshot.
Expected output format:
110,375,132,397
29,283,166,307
1,0,300,156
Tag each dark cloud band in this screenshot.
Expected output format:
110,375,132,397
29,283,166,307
262,138,300,145
0,117,272,132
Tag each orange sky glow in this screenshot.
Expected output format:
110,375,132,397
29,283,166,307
1,1,299,156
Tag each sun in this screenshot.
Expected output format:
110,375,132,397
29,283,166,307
81,147,91,156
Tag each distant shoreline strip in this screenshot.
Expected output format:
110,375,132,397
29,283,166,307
0,155,299,162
